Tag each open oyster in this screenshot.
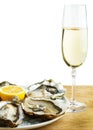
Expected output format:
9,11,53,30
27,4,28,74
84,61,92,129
22,97,64,119
23,79,67,119
27,79,65,100
0,101,24,127
0,81,15,87
0,79,68,128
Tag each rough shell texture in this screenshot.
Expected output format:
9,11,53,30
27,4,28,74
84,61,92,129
22,97,64,119
0,79,68,128
0,81,15,87
0,101,24,127
27,79,65,100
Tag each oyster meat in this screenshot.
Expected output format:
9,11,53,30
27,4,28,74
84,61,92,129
27,79,65,100
0,101,24,127
0,81,15,87
22,97,64,119
23,79,67,119
0,79,68,128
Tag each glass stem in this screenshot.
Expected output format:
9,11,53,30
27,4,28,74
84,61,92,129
71,67,76,105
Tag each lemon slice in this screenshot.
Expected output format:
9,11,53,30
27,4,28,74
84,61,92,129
0,85,26,101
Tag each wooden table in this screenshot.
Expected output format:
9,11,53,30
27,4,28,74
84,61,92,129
33,86,93,130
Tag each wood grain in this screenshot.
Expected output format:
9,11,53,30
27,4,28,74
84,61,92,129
33,86,93,130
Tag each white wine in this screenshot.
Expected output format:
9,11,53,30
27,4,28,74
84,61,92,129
62,28,88,67
61,5,88,112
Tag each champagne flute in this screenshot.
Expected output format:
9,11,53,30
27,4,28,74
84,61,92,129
62,5,88,112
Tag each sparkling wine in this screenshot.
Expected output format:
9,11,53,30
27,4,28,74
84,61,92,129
61,5,88,112
62,28,88,67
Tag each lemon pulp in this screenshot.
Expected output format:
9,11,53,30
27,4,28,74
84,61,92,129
0,85,26,101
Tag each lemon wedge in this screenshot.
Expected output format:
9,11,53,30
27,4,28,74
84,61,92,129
0,85,26,101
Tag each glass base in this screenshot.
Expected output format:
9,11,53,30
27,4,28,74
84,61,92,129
67,100,87,113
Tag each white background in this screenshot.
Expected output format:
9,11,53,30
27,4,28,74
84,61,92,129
0,0,92,86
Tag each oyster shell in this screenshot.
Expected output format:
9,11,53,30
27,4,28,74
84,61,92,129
0,80,68,127
0,101,24,127
22,97,64,119
0,81,15,87
27,79,65,100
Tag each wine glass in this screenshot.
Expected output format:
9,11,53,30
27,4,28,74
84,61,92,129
62,5,88,112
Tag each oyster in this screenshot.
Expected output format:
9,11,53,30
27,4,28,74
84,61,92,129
27,79,65,100
0,81,15,87
0,80,68,127
0,101,24,127
22,97,64,119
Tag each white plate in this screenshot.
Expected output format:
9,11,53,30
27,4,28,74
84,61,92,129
0,115,64,130
0,97,69,130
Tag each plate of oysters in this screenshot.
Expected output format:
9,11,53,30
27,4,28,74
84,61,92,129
0,79,69,130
